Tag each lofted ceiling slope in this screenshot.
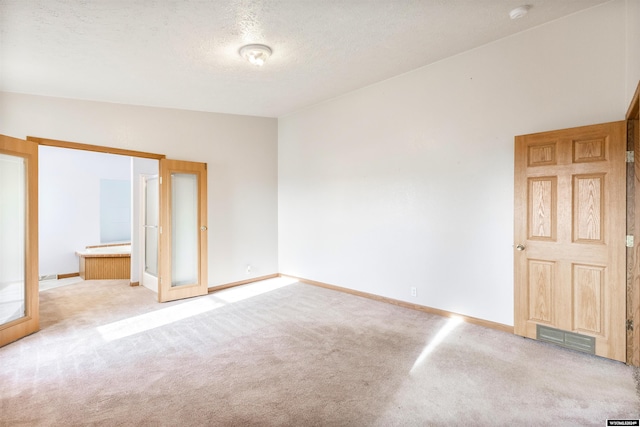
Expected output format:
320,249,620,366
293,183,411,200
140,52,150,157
0,0,611,118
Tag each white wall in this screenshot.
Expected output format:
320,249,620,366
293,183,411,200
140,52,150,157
278,0,634,326
627,0,640,106
39,145,131,276
0,94,279,287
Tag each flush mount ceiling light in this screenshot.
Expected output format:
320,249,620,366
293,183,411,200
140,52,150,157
239,44,272,66
509,5,530,20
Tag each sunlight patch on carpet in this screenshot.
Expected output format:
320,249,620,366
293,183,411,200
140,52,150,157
97,276,297,342
98,297,225,342
214,276,297,303
410,316,463,374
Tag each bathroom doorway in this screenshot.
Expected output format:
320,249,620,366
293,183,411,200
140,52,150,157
37,145,159,292
32,136,209,304
2,134,208,347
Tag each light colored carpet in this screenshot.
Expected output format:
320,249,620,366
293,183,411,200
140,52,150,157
0,277,638,426
39,276,84,292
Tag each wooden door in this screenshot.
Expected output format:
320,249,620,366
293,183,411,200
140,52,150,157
0,135,39,347
514,121,626,362
158,159,208,302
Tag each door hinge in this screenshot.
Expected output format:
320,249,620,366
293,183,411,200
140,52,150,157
627,235,634,247
627,151,635,163
159,226,162,234
160,176,163,184
627,319,634,331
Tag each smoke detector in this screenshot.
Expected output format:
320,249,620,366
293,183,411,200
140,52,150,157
509,5,530,20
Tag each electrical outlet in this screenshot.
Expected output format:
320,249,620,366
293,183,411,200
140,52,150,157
246,265,251,275
411,287,417,297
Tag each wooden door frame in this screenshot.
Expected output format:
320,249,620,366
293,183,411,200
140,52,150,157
627,82,640,366
27,137,166,161
26,136,165,287
27,137,210,304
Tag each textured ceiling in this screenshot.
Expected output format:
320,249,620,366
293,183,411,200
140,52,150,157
0,0,611,118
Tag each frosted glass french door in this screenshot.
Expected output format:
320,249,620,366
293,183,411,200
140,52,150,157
0,135,38,347
158,159,208,302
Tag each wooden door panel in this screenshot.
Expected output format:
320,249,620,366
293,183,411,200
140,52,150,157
573,174,604,243
572,263,605,335
528,177,557,240
573,137,607,162
515,121,626,362
527,142,557,166
528,259,555,324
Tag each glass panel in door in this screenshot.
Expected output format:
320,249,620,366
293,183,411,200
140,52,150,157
0,153,26,325
171,173,198,287
144,176,158,277
0,135,38,347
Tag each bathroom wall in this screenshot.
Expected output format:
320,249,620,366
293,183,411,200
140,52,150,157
39,145,131,277
100,178,131,243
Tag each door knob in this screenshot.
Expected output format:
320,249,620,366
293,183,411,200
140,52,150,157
200,226,208,231
515,244,525,251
